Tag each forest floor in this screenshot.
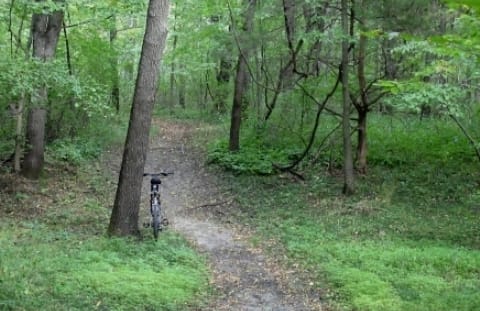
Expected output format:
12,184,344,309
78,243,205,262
129,119,325,310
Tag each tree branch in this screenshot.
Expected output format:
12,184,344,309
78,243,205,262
276,65,342,171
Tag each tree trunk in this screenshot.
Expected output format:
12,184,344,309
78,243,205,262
281,0,295,90
302,1,328,76
356,9,368,175
110,14,120,112
31,10,64,61
169,10,178,107
341,0,354,195
178,64,186,108
229,0,256,152
357,108,368,174
108,0,170,238
22,108,47,179
22,6,63,179
215,57,232,113
12,98,24,173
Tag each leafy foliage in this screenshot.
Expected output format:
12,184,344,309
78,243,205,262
208,139,292,175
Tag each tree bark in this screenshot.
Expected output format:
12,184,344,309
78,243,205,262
341,0,354,195
22,5,63,179
108,0,170,238
229,0,256,152
13,98,24,173
22,108,47,179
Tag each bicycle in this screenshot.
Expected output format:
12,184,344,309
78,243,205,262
143,172,173,240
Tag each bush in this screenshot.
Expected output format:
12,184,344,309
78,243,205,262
207,139,296,174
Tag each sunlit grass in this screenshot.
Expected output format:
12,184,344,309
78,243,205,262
0,222,209,310
229,174,480,311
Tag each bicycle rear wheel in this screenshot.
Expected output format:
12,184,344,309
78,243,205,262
152,204,161,240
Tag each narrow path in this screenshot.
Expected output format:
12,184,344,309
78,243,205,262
142,120,323,310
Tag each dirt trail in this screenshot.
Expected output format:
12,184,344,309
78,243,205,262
141,120,323,310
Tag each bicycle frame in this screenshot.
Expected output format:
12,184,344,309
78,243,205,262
143,172,173,239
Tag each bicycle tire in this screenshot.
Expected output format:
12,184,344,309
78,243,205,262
152,204,161,240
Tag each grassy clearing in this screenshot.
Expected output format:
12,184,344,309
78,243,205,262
228,174,480,311
0,225,208,310
0,160,210,310
201,113,480,311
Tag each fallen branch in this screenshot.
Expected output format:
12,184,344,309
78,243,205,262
272,164,305,181
193,200,233,209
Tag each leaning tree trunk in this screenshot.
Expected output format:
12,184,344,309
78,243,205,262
108,0,170,238
22,7,63,179
341,0,354,195
229,0,257,152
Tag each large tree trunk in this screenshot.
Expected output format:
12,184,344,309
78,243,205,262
108,0,170,238
341,0,354,195
22,7,63,179
229,0,257,151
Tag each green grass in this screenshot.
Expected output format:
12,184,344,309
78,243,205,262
0,162,210,310
227,172,480,311
203,114,480,311
0,225,208,310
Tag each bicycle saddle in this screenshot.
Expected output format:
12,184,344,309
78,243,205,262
151,177,162,185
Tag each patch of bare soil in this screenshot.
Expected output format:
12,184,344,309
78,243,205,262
140,120,325,310
0,164,79,220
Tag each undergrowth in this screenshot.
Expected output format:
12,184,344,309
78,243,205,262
200,114,480,311
47,113,128,165
204,114,477,175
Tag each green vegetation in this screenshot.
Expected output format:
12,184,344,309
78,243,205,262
0,227,208,310
200,114,480,311
0,162,210,310
47,113,128,166
2,0,480,310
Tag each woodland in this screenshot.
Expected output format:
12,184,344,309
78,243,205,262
1,0,480,310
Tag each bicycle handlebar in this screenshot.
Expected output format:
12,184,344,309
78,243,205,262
143,172,174,177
